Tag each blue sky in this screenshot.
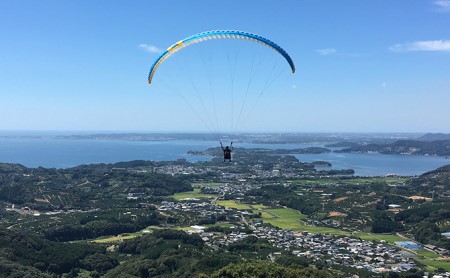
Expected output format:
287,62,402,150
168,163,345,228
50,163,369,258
1,0,449,133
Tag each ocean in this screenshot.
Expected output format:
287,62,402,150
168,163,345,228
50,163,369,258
0,133,449,176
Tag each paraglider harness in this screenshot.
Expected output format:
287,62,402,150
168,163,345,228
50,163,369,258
220,142,233,162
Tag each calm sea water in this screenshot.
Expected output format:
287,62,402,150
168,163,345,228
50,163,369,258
0,137,214,168
0,134,448,176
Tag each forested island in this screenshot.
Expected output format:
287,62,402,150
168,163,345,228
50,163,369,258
333,139,450,156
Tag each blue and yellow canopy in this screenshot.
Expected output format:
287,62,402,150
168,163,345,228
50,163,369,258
148,30,295,84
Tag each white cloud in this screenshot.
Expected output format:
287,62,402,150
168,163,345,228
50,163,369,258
316,48,336,56
390,40,450,52
381,82,387,87
433,0,450,12
139,44,162,53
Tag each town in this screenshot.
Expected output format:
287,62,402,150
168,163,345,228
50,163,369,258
0,147,449,277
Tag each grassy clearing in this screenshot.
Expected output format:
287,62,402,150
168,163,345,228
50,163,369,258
262,217,348,235
250,204,267,209
255,211,275,219
215,222,235,228
192,182,222,188
215,200,251,210
77,270,92,278
93,232,141,243
178,223,235,230
258,207,346,235
415,249,440,258
173,188,218,201
354,233,405,243
417,258,450,271
215,200,267,210
265,208,306,220
262,217,302,230
176,226,200,231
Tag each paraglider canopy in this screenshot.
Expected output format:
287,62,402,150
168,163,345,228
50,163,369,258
148,30,295,84
145,30,296,137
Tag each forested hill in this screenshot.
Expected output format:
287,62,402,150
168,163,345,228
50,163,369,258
418,133,450,141
0,229,105,277
0,161,192,209
410,164,450,191
393,165,450,250
335,139,450,156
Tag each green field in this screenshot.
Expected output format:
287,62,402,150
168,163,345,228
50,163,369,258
178,223,235,231
354,233,406,243
251,204,267,209
263,218,348,235
415,249,440,259
215,200,251,210
177,226,201,231
173,188,218,201
258,207,347,235
265,208,306,220
93,225,164,243
254,210,275,219
192,182,222,188
215,222,235,228
215,200,267,210
93,232,141,243
417,258,450,272
262,217,302,230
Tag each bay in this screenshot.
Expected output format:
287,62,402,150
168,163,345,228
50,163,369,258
295,152,449,177
0,133,449,176
0,137,213,168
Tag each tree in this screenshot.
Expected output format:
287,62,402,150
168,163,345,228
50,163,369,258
371,211,403,233
211,261,332,278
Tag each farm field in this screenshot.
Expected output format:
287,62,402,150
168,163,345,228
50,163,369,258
215,200,252,210
354,232,406,243
251,204,267,209
93,232,141,243
415,249,440,259
265,208,306,220
417,258,450,272
258,207,347,235
263,217,349,235
173,188,218,201
192,182,222,188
